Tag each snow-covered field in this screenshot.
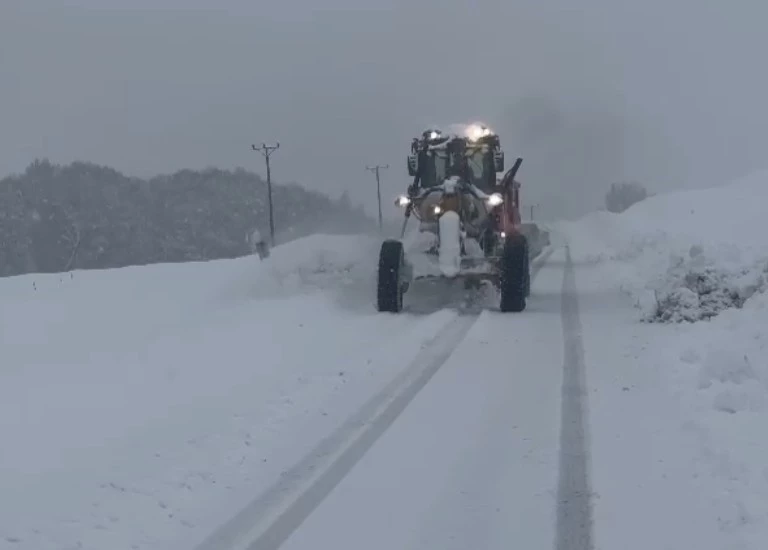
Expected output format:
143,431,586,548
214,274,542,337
0,235,458,549
3,171,768,550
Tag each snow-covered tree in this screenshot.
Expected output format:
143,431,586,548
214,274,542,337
0,160,375,277
605,181,649,213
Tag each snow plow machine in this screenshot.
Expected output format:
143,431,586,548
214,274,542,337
377,125,530,313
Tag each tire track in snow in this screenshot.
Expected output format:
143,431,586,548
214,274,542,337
195,248,555,550
555,246,594,550
532,246,555,280
193,314,478,550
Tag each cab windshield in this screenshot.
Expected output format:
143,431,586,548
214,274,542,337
419,147,492,189
419,151,449,188
466,148,493,188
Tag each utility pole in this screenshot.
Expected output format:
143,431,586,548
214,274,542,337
366,164,388,230
251,142,280,246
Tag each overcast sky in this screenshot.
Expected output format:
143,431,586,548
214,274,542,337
3,0,768,220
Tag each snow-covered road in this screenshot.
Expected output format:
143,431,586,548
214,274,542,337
268,249,572,550
197,250,567,550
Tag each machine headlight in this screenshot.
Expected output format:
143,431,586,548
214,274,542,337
487,193,503,206
433,205,442,215
423,128,443,142
395,195,411,207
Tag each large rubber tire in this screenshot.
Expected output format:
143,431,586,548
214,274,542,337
377,239,406,312
523,240,531,297
499,234,527,312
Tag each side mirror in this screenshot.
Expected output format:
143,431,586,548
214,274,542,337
407,154,418,177
493,150,504,172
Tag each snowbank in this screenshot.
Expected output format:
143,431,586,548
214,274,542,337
558,170,768,322
561,170,768,548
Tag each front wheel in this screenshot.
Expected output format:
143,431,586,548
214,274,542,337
499,234,528,312
377,239,406,312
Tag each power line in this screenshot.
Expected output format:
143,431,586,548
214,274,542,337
366,164,388,230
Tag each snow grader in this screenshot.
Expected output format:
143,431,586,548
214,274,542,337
376,124,530,313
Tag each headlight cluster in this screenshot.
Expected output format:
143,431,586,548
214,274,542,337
487,193,503,206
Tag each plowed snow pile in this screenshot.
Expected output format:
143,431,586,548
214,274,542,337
222,233,380,310
560,170,768,322
560,170,768,548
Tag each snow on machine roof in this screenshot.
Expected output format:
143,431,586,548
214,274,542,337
414,123,500,151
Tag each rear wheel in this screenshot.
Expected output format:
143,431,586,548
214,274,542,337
377,239,406,312
499,234,527,312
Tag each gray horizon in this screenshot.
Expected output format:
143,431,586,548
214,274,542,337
3,0,767,220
